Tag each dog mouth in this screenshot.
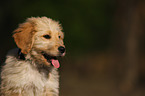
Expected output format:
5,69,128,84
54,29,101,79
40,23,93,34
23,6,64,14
41,52,60,68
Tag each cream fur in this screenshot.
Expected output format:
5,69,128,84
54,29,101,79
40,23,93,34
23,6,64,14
1,48,59,96
0,17,65,96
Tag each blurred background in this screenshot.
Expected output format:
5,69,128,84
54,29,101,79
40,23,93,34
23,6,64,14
0,0,145,96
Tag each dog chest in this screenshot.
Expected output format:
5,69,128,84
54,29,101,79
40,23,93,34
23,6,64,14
1,51,59,95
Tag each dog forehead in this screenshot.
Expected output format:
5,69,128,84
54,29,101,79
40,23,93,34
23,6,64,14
35,28,62,36
34,17,62,33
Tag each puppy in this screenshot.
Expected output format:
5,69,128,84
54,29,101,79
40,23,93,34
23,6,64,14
0,17,65,96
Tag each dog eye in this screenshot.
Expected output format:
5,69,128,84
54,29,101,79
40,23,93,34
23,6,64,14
43,35,51,39
58,36,61,38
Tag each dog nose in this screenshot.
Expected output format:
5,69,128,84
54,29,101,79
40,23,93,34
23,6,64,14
58,46,65,53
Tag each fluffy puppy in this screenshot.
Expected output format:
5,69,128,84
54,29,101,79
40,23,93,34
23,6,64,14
0,17,65,96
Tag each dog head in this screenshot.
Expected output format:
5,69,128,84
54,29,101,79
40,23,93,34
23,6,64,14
13,17,65,68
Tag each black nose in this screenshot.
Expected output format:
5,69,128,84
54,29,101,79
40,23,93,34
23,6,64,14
58,46,65,53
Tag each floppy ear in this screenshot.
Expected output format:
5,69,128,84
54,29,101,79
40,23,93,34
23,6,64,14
13,21,36,54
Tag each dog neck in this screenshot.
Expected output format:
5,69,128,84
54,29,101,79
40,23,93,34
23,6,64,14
18,48,52,77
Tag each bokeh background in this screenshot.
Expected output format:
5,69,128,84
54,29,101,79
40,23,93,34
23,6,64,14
0,0,145,96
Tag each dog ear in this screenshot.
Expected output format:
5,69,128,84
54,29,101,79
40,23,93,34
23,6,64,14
13,21,36,54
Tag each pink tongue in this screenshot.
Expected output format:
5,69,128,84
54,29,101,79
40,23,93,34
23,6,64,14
51,59,60,68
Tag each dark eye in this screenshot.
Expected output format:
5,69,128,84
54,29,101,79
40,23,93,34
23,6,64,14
43,35,51,39
58,36,61,38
